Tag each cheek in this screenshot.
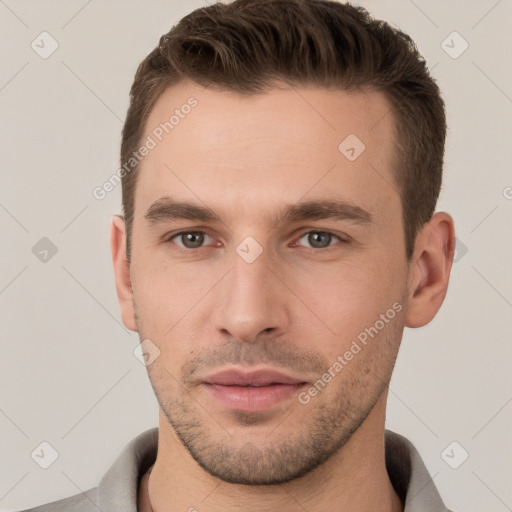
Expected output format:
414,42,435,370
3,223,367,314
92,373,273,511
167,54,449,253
296,260,373,317
292,259,403,352
131,261,219,365
132,256,210,322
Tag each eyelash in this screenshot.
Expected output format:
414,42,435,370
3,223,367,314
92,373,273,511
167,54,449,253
166,229,346,253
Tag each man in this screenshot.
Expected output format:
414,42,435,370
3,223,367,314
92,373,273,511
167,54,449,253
19,0,456,510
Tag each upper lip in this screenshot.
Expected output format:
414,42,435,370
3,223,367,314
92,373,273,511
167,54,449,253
203,368,307,387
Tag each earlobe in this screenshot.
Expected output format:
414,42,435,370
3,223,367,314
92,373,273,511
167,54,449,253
110,215,138,332
404,212,455,328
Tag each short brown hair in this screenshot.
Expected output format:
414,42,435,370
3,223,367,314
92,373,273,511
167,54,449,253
121,0,446,262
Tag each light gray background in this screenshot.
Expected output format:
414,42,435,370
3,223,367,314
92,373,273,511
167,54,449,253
1,0,511,511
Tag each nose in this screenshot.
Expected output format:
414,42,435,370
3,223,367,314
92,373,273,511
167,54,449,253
212,243,290,343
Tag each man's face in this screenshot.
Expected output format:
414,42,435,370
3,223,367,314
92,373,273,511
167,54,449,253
128,81,410,484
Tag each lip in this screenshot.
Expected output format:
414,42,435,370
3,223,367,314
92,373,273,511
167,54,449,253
202,368,308,412
203,368,305,386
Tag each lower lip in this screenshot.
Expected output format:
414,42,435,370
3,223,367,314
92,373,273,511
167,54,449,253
203,383,306,412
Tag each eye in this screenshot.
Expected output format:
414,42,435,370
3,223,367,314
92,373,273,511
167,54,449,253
169,231,215,250
294,231,343,249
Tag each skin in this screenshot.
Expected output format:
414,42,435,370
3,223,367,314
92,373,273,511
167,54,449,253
111,80,455,512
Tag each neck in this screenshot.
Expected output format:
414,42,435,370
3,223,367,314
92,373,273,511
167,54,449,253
141,393,403,512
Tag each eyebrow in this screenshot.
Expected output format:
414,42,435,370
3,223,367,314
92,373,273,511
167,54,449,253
144,196,374,228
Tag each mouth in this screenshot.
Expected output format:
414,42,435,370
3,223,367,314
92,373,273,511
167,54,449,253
202,368,308,412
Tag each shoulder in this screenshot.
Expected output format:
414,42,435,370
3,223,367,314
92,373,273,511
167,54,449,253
13,487,97,512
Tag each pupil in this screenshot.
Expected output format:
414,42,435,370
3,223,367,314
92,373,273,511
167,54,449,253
183,232,204,248
309,232,330,248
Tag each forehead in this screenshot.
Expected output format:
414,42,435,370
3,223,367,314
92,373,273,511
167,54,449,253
144,80,395,154
135,80,400,228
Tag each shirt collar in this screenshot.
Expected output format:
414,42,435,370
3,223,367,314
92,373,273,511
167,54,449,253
385,430,450,511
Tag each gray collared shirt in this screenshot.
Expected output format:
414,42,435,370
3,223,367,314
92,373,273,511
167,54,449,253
16,428,454,512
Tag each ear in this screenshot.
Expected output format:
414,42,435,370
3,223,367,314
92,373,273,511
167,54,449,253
405,212,456,328
110,215,138,332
